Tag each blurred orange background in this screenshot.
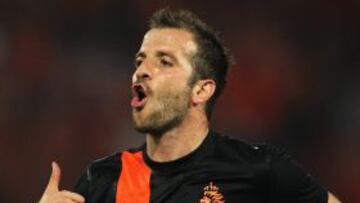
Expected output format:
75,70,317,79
0,0,359,202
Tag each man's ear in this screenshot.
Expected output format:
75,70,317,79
191,79,216,105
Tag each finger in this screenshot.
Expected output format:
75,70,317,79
45,161,61,193
60,190,85,203
65,198,82,203
63,198,78,203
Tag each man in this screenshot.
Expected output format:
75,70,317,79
39,8,341,203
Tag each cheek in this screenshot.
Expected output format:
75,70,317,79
131,73,136,83
161,70,191,88
155,77,188,95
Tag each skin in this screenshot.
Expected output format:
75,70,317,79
132,28,215,162
39,28,341,203
328,193,342,203
39,162,85,203
132,29,194,136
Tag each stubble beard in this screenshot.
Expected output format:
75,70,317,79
132,88,191,136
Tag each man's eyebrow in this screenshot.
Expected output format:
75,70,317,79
135,52,146,59
156,51,178,62
135,51,178,63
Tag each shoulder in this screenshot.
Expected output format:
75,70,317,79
215,134,327,202
214,133,312,176
74,146,144,195
213,133,308,180
86,147,141,179
87,152,121,179
214,133,273,163
87,146,144,178
73,152,122,198
214,133,298,164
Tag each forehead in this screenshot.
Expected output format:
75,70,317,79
139,28,197,56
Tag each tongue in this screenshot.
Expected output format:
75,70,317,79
131,96,146,108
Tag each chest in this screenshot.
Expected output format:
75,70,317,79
148,163,269,203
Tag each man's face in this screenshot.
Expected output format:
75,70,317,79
131,28,198,134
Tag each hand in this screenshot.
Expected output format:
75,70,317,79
39,162,85,203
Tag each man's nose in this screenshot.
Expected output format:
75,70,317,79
133,60,152,82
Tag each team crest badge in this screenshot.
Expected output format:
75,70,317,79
199,182,225,203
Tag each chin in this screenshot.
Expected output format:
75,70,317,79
133,122,160,135
134,117,185,137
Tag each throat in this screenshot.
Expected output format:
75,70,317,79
146,126,209,162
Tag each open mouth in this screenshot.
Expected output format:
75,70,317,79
131,83,148,109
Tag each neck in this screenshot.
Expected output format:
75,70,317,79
146,112,209,162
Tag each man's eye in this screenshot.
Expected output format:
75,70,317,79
135,59,143,68
160,59,173,67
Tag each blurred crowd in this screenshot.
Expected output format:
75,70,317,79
0,0,359,202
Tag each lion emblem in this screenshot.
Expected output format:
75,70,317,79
199,182,225,203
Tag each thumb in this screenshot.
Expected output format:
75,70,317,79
45,161,61,193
